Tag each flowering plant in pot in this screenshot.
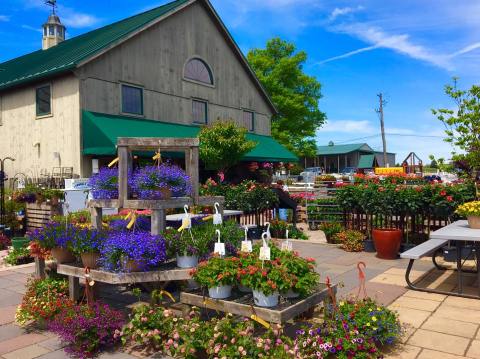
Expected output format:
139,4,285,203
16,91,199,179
48,301,124,358
240,258,292,307
15,277,72,326
276,251,319,298
29,222,76,263
456,201,480,228
100,231,167,272
164,227,209,269
190,256,239,299
130,164,192,200
88,167,119,199
333,230,366,252
71,228,106,268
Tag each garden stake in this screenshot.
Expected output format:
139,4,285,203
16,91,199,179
124,210,137,230
326,276,337,312
83,267,95,306
356,262,368,300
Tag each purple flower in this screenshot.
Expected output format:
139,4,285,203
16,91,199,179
100,231,167,272
89,167,118,199
130,164,192,200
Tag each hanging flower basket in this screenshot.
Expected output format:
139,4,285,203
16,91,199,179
51,247,75,264
81,252,101,269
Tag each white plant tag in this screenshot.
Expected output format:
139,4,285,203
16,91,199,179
241,240,252,253
281,241,292,252
213,202,223,225
214,229,225,256
214,242,226,256
259,232,271,260
182,204,191,229
259,246,271,261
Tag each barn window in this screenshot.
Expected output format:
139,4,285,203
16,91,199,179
243,110,255,132
36,84,51,116
184,58,213,85
192,99,208,124
121,84,143,115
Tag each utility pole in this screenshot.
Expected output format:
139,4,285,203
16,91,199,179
376,93,388,166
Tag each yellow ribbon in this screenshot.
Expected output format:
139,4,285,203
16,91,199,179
202,215,214,221
108,157,119,167
152,152,161,161
124,211,137,230
203,298,220,313
250,314,270,329
159,289,176,303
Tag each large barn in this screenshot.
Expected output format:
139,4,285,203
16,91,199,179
0,0,296,181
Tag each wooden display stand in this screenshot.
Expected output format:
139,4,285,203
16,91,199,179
37,137,225,302
180,283,336,324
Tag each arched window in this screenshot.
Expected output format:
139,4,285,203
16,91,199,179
184,58,213,85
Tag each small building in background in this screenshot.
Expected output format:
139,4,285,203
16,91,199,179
306,142,396,173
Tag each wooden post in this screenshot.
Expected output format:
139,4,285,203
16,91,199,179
185,147,200,203
69,276,80,301
35,257,45,279
90,207,103,229
118,145,132,207
151,209,166,235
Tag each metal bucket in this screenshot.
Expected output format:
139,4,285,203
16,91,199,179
208,285,232,299
252,290,279,307
176,255,199,268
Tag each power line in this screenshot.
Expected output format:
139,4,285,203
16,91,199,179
330,132,446,144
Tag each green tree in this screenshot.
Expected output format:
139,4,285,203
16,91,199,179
432,79,480,177
199,121,256,173
247,38,326,157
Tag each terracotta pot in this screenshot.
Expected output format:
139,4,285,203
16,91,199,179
468,216,480,229
81,252,100,269
158,187,172,199
372,228,402,260
124,260,142,272
50,247,75,264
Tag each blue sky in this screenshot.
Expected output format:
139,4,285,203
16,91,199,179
1,0,479,163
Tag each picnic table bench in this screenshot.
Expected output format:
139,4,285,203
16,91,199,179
401,220,480,299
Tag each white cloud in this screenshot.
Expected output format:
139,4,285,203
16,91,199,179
329,6,363,21
319,120,376,134
450,42,480,57
62,12,100,28
334,24,452,69
22,24,42,33
0,15,10,22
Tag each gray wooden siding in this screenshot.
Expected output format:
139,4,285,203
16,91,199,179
77,1,273,135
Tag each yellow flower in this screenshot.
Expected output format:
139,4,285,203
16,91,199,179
372,316,377,322
339,301,345,307
366,322,371,327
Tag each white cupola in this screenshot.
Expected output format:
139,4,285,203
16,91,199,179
42,1,65,50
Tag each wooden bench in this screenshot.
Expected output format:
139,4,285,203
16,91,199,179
400,238,449,294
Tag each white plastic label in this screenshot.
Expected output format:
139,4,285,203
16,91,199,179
281,240,292,252
241,240,253,253
259,246,271,261
213,213,223,225
182,216,191,229
214,242,226,256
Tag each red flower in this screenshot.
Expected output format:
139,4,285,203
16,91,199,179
262,271,268,277
306,257,315,263
446,196,453,202
440,190,447,196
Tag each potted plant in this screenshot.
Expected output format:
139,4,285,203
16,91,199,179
270,219,288,238
164,227,205,268
71,228,105,269
333,230,366,252
130,164,192,200
456,201,480,228
277,251,319,298
190,256,238,299
241,259,291,307
88,167,119,200
318,222,343,244
29,222,75,264
100,231,167,272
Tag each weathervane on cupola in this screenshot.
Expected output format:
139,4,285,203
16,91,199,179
42,0,66,50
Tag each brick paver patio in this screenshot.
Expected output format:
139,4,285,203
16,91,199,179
0,241,478,358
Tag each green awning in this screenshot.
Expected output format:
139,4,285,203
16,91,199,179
358,154,377,169
82,111,297,162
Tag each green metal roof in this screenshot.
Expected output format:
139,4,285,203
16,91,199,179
0,0,189,91
358,154,377,169
82,111,298,162
316,143,374,155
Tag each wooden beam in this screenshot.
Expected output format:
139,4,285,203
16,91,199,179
117,137,199,148
90,206,102,230
117,145,132,207
151,209,166,235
